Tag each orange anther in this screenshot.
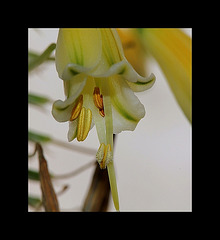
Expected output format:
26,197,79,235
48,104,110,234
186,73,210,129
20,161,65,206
93,87,105,117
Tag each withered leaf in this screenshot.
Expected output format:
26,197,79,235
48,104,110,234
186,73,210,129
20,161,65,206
82,162,110,212
36,143,60,212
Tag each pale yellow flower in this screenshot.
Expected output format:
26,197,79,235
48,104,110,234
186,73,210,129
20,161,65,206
52,28,156,210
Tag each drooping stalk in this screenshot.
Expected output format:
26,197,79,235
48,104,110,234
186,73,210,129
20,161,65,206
102,78,119,211
107,161,119,211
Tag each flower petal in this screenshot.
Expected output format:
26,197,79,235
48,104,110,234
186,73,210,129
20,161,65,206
68,117,95,142
52,75,87,122
99,28,124,65
108,75,146,133
89,59,156,91
126,73,156,92
55,28,102,80
68,119,78,142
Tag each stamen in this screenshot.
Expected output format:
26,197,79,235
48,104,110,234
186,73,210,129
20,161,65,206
99,109,105,117
96,143,113,169
77,107,92,141
93,87,103,109
70,95,83,121
93,87,105,117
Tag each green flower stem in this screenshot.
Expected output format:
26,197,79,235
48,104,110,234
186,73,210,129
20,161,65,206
107,161,119,211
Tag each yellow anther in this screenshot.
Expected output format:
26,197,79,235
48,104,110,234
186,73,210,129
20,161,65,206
77,107,92,141
96,143,113,169
93,87,105,117
70,95,83,121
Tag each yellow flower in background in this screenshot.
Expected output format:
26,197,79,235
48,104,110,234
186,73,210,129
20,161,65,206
135,28,192,123
52,28,155,211
117,28,147,77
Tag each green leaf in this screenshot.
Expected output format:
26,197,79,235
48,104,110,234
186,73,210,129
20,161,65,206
28,93,51,106
28,43,56,72
28,131,52,143
28,169,40,181
28,51,55,63
28,195,42,208
28,169,54,181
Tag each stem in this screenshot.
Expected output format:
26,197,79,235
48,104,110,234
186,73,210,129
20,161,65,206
53,161,96,179
51,138,97,156
107,161,119,211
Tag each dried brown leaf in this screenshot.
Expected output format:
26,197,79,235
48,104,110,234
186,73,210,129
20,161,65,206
36,143,60,212
82,162,110,212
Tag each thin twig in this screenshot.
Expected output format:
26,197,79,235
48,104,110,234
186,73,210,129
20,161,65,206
51,138,97,156
53,161,96,180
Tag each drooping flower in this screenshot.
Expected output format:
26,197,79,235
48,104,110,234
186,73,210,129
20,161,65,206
52,28,155,210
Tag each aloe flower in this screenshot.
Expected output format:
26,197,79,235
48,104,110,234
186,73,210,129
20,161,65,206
136,28,192,122
52,28,155,211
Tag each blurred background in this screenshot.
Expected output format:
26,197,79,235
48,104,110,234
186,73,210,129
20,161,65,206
28,28,192,211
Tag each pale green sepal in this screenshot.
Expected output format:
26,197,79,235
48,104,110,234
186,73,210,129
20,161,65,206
62,63,95,81
52,85,84,122
118,60,155,84
126,73,156,92
52,75,87,122
68,120,78,142
109,75,146,133
65,74,87,98
90,60,126,78
89,59,155,89
52,98,75,122
112,107,140,134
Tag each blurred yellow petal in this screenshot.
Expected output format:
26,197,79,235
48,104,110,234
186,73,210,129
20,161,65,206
137,28,192,123
117,28,147,77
